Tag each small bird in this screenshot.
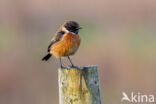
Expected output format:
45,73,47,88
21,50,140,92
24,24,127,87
42,21,82,68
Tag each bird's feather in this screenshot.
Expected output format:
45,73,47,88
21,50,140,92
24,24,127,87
47,31,65,52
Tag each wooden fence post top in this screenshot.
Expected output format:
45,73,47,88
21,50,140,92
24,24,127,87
58,65,101,104
58,65,98,70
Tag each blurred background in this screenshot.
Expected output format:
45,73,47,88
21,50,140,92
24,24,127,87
0,0,156,104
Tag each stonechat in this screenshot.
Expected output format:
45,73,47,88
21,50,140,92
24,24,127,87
42,21,82,68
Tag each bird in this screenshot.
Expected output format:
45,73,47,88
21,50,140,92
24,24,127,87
42,21,82,68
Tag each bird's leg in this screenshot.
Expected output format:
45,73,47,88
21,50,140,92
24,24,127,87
59,57,64,69
67,56,75,68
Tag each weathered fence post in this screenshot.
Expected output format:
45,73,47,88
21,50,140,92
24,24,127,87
58,65,101,104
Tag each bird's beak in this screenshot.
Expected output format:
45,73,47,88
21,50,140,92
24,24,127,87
77,27,82,30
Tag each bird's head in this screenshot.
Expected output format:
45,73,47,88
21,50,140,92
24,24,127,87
63,21,82,34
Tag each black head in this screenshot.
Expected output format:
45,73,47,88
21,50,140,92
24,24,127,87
63,21,82,34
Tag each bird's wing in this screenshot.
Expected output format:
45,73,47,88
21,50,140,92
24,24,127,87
47,31,65,52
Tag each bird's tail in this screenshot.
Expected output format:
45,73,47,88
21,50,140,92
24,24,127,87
42,54,52,61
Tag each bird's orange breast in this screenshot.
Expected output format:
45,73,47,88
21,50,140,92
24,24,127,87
50,33,81,57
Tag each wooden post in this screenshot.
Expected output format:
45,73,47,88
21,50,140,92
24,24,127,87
58,65,101,104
